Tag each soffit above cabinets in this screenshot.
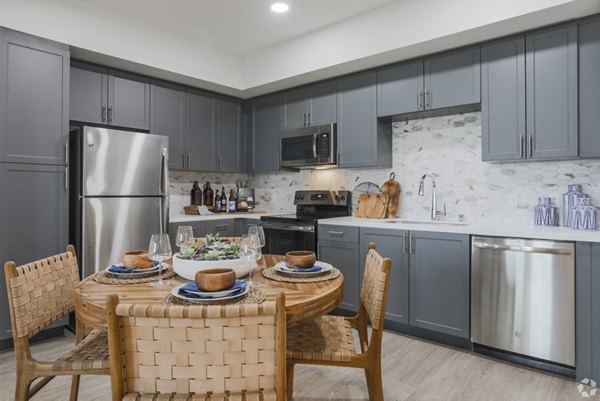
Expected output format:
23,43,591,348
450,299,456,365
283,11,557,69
1,0,600,98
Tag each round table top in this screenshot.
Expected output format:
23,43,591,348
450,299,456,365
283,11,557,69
75,255,344,329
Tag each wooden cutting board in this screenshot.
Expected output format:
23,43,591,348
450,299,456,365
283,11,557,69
356,193,389,218
381,172,401,218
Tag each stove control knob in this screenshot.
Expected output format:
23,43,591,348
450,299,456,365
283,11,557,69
335,195,340,201
341,196,346,201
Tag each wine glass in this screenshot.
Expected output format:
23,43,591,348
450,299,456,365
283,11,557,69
148,233,172,285
247,225,265,253
240,234,261,287
175,225,194,252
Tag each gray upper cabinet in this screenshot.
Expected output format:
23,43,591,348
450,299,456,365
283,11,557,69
216,96,244,172
248,93,282,173
481,37,526,161
579,16,600,158
409,231,470,338
150,81,186,170
360,228,409,324
337,71,392,168
186,89,216,172
282,80,336,129
526,24,578,159
376,47,480,118
0,28,69,166
70,61,151,131
0,163,68,341
377,60,423,117
424,47,481,110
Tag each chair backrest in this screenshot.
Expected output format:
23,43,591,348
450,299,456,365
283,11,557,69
4,245,80,339
359,243,392,331
106,293,286,401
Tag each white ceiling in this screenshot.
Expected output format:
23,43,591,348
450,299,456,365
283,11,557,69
78,0,398,55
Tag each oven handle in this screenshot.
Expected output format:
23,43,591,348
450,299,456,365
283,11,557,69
260,222,315,233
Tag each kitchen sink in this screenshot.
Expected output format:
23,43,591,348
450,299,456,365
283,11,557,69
384,219,468,227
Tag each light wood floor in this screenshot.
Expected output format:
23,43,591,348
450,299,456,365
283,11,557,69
0,330,593,401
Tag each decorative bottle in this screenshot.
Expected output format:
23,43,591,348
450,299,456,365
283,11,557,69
190,181,202,206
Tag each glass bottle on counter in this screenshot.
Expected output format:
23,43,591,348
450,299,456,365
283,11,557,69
213,189,221,213
220,186,227,212
203,182,214,207
190,181,202,206
228,189,236,212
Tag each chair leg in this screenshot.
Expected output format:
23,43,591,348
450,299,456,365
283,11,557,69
69,375,81,401
366,362,384,401
14,373,31,401
286,363,295,398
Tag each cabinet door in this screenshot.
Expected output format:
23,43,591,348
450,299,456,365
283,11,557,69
205,219,235,237
578,16,600,158
216,97,243,172
70,62,107,125
308,80,337,126
108,70,151,130
0,163,68,340
360,228,409,324
186,90,216,171
282,86,308,129
151,81,186,170
526,24,578,159
249,93,281,172
0,29,69,165
318,240,359,312
337,71,378,168
409,231,470,338
377,60,423,117
481,37,526,161
424,47,481,110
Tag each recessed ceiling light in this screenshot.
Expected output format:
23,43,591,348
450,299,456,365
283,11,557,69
271,2,289,13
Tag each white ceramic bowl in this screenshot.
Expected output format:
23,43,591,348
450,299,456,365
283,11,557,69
172,254,250,280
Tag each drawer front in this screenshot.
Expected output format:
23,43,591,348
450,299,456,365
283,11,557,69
206,219,235,237
318,224,359,243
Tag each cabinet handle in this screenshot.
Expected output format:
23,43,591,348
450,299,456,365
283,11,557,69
425,89,432,109
101,106,107,123
409,233,415,254
327,231,345,236
403,232,408,254
418,90,424,110
528,134,533,158
65,142,69,165
107,107,113,124
64,167,69,190
519,135,524,158
216,225,228,230
307,112,311,126
219,156,222,171
303,113,307,127
188,154,191,169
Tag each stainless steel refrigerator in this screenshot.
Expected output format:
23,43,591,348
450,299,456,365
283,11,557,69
72,126,169,277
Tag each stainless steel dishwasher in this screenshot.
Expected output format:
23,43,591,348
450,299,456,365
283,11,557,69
471,236,575,367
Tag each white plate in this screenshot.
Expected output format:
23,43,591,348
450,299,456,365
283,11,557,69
106,263,165,277
274,261,333,278
171,282,249,303
179,281,246,298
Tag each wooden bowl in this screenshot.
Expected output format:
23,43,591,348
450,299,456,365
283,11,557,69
285,251,317,268
195,268,236,292
122,250,154,269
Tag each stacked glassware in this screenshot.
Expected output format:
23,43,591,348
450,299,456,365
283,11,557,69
560,184,597,230
534,197,558,226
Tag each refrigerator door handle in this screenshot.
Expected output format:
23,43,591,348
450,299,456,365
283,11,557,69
160,147,169,234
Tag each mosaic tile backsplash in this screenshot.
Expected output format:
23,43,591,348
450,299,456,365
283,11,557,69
170,111,600,226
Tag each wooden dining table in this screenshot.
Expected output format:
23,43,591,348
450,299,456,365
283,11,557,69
75,255,344,329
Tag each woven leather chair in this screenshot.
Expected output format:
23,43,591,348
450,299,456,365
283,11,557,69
3,245,110,401
106,292,287,401
286,243,391,401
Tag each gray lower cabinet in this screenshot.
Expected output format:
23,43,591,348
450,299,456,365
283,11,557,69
186,89,216,171
526,23,578,159
234,218,257,236
0,163,69,341
359,228,409,324
337,71,392,168
0,28,69,166
575,242,600,384
318,240,360,312
282,80,336,129
409,231,470,338
216,96,244,173
70,61,151,131
151,80,186,170
205,219,235,237
481,36,526,161
248,93,282,173
579,16,600,158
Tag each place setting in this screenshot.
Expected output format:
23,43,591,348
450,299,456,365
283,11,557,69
262,250,341,283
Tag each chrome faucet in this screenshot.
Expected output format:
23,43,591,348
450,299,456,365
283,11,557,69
418,174,446,221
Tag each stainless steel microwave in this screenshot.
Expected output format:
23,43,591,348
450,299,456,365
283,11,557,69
280,123,337,168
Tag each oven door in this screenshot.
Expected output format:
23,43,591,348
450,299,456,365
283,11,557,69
260,221,316,255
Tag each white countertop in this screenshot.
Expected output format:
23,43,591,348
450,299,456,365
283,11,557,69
170,211,273,223
318,216,600,243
